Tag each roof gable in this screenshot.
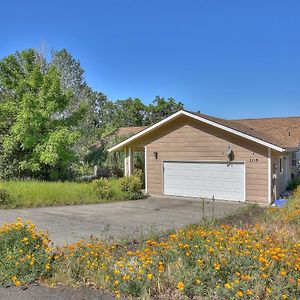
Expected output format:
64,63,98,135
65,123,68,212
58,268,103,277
108,110,299,152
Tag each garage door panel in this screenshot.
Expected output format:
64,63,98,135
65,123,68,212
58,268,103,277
163,161,245,201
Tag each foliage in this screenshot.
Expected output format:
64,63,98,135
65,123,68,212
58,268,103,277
1,180,99,208
51,49,109,164
84,144,107,168
0,178,143,208
120,175,143,200
134,168,145,189
0,49,86,180
0,218,53,286
0,47,184,181
106,96,184,128
266,186,300,237
110,98,147,127
91,178,113,199
287,176,300,191
0,187,12,207
145,96,184,125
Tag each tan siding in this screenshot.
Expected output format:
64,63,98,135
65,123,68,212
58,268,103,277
136,116,270,204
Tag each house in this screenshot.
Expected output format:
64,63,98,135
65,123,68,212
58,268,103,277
108,110,300,204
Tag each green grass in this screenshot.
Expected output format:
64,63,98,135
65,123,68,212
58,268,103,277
0,179,137,208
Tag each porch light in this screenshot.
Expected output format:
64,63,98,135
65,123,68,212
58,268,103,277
153,151,158,159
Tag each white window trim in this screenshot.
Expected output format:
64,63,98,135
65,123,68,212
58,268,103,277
279,157,283,174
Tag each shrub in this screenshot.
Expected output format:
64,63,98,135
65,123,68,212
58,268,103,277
0,187,12,207
134,169,145,188
91,178,113,199
120,175,143,200
0,218,53,286
287,176,300,191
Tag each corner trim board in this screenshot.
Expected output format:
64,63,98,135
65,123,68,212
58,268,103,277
268,148,272,204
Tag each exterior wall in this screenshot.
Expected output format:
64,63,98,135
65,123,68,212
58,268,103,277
132,116,270,204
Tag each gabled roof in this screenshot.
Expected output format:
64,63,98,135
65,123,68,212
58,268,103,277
108,110,300,152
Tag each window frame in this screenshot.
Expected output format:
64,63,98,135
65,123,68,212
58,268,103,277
279,157,283,174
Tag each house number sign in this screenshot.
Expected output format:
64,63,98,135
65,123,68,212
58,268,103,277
249,158,259,162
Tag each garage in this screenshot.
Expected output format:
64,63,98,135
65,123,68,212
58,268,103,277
163,161,245,201
109,110,300,204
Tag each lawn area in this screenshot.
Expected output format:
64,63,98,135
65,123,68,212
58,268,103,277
0,177,143,208
0,187,299,299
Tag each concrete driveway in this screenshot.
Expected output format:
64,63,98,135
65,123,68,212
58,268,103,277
0,196,246,245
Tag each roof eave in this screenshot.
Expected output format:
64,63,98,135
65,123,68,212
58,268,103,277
284,147,299,152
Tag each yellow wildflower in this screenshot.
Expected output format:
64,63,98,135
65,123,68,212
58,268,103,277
177,281,184,291
236,290,243,297
224,283,231,289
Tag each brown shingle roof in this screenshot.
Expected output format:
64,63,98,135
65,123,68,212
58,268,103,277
111,126,148,137
91,126,147,149
188,111,300,149
233,116,300,149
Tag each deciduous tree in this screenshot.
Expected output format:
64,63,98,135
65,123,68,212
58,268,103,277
0,49,86,180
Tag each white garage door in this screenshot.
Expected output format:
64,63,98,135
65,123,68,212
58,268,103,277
163,161,245,201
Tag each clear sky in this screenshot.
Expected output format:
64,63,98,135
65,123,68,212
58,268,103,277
1,0,299,119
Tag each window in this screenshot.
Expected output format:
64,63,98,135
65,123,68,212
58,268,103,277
279,157,283,174
292,152,297,167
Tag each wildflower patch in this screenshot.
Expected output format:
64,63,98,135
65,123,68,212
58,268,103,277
51,224,300,299
0,218,53,286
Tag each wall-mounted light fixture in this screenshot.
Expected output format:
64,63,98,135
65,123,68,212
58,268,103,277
153,151,158,159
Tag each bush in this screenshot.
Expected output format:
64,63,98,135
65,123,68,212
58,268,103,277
287,176,300,191
0,218,53,286
0,187,12,207
120,175,143,200
91,178,113,199
134,169,145,188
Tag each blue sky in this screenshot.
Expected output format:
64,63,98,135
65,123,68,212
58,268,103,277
1,0,299,119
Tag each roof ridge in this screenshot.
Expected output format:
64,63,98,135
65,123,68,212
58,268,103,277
233,116,300,121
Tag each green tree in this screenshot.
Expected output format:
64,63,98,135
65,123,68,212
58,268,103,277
51,49,110,173
146,96,184,125
110,98,147,127
0,49,86,180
